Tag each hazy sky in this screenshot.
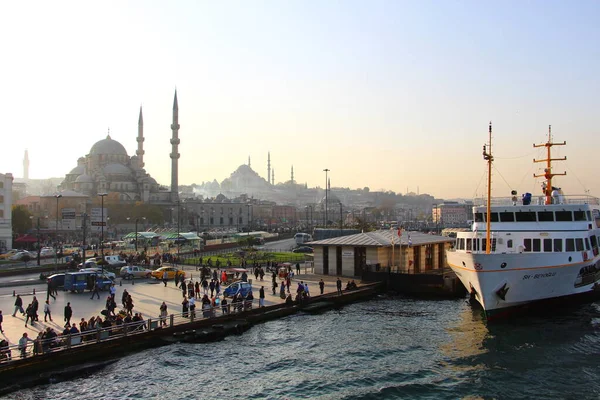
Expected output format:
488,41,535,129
1,1,598,199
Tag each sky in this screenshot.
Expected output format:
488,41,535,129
1,1,599,199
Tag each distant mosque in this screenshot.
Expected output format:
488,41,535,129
59,91,181,204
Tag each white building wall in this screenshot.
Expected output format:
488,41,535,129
0,173,13,251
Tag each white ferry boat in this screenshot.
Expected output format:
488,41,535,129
446,123,600,321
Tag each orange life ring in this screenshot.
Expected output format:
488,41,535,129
474,263,482,270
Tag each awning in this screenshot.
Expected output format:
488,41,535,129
15,235,38,243
161,232,201,240
123,232,159,239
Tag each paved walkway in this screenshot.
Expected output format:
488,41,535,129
0,265,353,347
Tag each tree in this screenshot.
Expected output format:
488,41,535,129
12,205,32,236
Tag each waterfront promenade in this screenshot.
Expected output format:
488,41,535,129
0,264,346,351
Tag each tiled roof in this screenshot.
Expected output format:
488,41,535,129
308,230,453,247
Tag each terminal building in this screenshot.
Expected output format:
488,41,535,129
0,173,13,252
309,230,453,278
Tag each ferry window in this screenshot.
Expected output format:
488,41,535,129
587,211,592,221
507,239,513,248
543,239,552,252
473,239,479,251
515,212,536,222
532,239,541,252
591,235,597,249
481,239,497,252
458,238,465,250
466,239,472,251
523,239,532,252
474,213,484,222
576,238,584,251
490,213,499,222
574,211,586,221
585,238,591,251
538,211,554,222
499,212,515,222
553,239,562,252
566,239,575,252
555,211,573,221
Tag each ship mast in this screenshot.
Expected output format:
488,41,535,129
533,125,566,205
483,122,493,255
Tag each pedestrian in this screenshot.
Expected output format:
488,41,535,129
336,278,342,295
64,302,73,326
182,296,189,318
201,279,208,295
272,280,277,295
24,303,34,327
174,273,180,288
159,302,168,326
0,310,4,333
18,333,33,358
162,271,168,287
304,282,310,297
215,280,221,296
43,300,53,322
296,263,300,275
12,294,24,317
319,279,325,295
90,281,100,300
181,280,187,297
47,280,56,301
209,280,215,297
259,286,265,308
122,289,129,309
196,281,202,297
31,296,39,321
189,296,196,318
109,283,116,301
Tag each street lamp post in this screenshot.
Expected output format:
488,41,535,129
82,213,87,261
323,168,329,227
98,193,107,274
30,216,41,266
54,194,62,270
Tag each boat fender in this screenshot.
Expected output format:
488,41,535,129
474,263,482,271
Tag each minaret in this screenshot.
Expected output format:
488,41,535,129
248,156,251,168
23,149,29,180
136,106,145,169
170,90,180,201
291,165,294,184
267,152,271,185
272,169,275,185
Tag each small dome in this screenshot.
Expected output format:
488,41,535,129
75,174,94,183
69,165,85,175
103,163,132,175
89,135,128,156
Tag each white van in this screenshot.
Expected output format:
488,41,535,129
104,255,126,267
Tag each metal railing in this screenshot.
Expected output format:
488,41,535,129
0,300,258,365
473,194,600,207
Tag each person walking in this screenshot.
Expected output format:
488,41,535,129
90,281,101,300
109,284,117,302
189,296,196,318
64,302,73,326
159,302,168,326
259,286,265,308
296,263,300,275
18,333,33,358
12,294,24,317
319,279,325,295
336,278,342,295
0,310,4,333
182,296,189,318
43,300,52,322
174,273,180,288
24,303,35,327
47,280,56,301
272,280,277,296
209,280,216,297
31,296,39,322
181,280,187,297
162,271,168,287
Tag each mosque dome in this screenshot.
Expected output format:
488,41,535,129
319,192,341,205
89,135,128,156
103,163,133,176
75,174,94,183
69,165,85,175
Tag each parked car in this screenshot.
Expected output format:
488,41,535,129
40,247,55,257
222,281,253,298
64,271,113,293
47,273,65,289
79,267,116,280
105,255,127,268
120,265,152,279
292,246,314,253
0,250,19,260
150,266,185,280
9,251,35,261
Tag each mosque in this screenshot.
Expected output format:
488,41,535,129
59,91,181,204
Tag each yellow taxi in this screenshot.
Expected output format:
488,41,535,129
150,266,185,280
0,250,19,260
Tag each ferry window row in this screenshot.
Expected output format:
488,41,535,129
456,236,598,253
473,210,591,223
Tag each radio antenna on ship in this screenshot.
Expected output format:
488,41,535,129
482,121,493,254
533,125,566,205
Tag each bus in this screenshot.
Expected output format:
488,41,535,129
294,233,313,245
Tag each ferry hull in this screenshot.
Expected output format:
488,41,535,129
447,251,600,321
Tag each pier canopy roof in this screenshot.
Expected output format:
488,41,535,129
308,230,453,247
161,232,201,241
123,232,158,240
